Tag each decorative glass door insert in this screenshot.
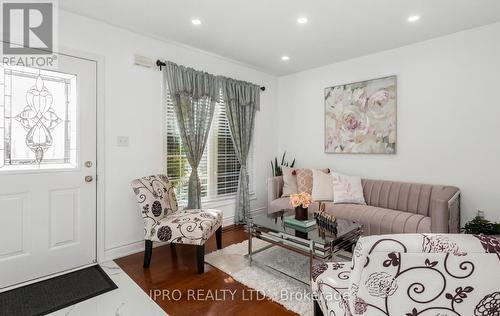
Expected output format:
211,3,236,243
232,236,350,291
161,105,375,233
0,66,77,170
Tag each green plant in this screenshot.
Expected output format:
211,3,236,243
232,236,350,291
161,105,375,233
271,151,295,176
166,135,190,197
462,215,500,235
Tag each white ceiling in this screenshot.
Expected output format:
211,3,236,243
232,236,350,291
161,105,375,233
61,0,500,76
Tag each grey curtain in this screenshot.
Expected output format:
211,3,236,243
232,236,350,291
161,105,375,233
219,77,260,224
164,61,218,209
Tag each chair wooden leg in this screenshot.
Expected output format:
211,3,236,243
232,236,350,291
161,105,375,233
215,227,222,249
196,244,205,274
314,300,324,316
144,240,153,268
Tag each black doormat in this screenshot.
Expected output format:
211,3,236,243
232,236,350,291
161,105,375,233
0,265,117,316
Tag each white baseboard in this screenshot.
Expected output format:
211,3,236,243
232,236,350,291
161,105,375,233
221,206,267,227
102,240,158,262
103,207,267,262
251,207,267,217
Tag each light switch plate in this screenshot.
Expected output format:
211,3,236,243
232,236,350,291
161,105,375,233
117,136,129,147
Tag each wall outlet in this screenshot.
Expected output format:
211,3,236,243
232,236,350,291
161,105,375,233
117,136,129,147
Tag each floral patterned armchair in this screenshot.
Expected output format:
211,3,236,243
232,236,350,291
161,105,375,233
131,175,223,273
312,234,500,316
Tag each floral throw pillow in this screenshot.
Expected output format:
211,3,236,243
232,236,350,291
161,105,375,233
332,173,366,204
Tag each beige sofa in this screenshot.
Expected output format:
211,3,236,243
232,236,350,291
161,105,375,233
268,176,460,234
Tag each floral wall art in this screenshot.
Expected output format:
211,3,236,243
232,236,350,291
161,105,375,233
325,76,397,153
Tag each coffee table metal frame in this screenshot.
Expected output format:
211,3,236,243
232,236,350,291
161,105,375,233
245,215,362,283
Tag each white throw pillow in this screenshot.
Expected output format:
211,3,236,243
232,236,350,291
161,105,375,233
312,169,334,201
332,173,366,204
281,166,298,197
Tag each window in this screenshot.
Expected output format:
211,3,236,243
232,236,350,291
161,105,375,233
165,90,253,207
209,100,243,196
0,65,77,171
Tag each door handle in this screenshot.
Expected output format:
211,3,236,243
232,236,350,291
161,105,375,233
85,176,93,183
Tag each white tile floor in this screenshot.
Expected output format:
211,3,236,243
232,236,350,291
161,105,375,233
48,261,167,316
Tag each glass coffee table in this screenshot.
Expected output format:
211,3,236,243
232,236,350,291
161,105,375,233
246,213,363,283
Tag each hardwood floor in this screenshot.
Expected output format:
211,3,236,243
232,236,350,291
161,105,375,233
114,225,297,316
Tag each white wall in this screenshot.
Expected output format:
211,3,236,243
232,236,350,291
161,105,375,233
59,9,500,260
277,22,500,224
58,10,278,260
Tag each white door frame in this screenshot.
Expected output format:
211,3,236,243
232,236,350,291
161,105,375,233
65,47,106,264
54,46,107,264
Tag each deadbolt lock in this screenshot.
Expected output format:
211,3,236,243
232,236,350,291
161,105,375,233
84,161,93,168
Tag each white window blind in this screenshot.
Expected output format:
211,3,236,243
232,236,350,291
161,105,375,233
165,89,253,207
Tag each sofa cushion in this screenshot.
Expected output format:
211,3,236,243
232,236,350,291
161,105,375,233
323,203,431,235
312,169,333,201
331,172,366,204
269,198,333,214
281,166,298,197
295,168,314,194
268,197,294,214
295,168,330,195
268,200,431,235
361,179,459,217
269,199,325,215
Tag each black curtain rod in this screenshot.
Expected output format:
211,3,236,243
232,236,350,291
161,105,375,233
156,60,265,91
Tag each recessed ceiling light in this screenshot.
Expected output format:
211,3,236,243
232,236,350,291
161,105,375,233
191,18,202,25
281,55,290,61
297,16,308,24
407,15,420,23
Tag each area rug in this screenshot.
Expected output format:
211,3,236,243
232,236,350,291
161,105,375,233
0,265,117,316
205,238,352,316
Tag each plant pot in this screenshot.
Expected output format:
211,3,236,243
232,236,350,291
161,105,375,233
295,206,308,221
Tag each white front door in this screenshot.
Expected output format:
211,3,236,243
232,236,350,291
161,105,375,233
0,53,97,289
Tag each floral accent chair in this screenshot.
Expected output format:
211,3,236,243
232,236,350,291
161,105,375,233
131,175,223,274
312,234,500,316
